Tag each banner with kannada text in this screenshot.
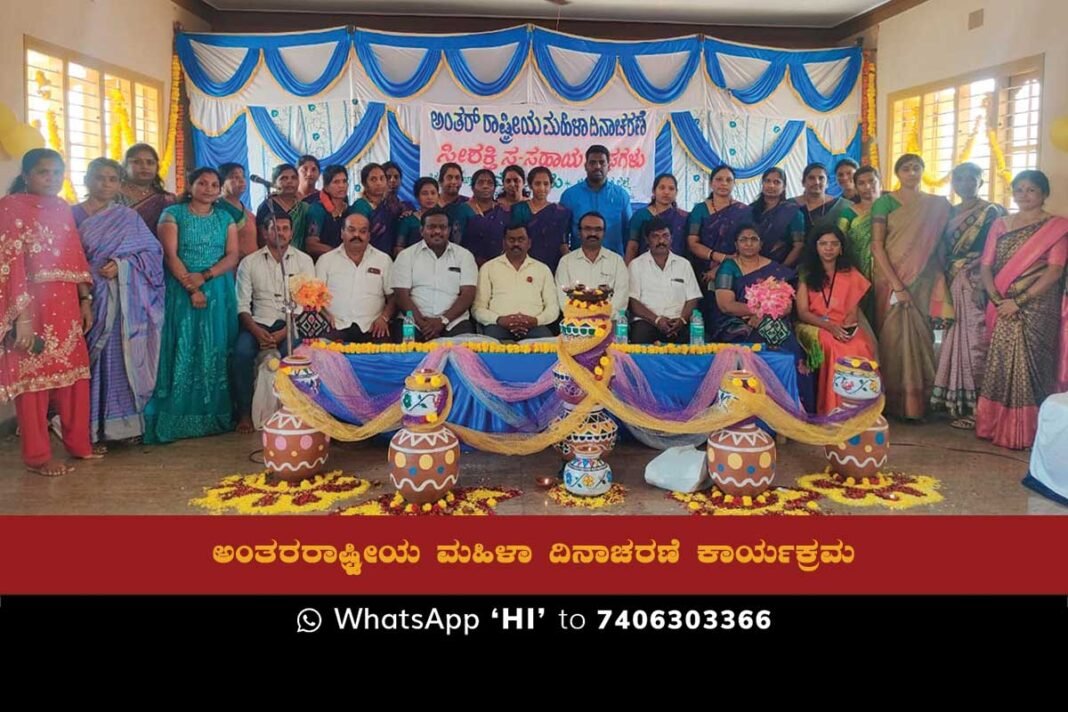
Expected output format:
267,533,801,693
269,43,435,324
420,104,659,202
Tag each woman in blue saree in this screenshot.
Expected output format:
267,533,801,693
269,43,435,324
750,167,805,266
714,223,815,411
625,173,689,264
73,158,165,443
509,166,571,273
350,163,399,255
453,168,511,266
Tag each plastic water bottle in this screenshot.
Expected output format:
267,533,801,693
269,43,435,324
402,310,416,343
615,310,628,344
689,311,705,346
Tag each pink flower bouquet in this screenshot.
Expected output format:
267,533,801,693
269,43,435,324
744,277,796,320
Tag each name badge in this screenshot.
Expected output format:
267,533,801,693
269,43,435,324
368,267,382,275
448,266,462,273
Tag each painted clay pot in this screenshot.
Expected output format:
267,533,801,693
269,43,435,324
388,369,461,503
706,370,776,496
263,355,330,481
389,429,461,504
551,405,618,459
563,444,613,496
825,357,889,479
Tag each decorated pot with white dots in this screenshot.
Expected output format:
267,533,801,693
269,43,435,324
389,369,461,503
707,370,776,496
825,357,889,478
263,356,330,481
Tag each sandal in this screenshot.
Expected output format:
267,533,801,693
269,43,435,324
27,460,72,477
950,417,976,430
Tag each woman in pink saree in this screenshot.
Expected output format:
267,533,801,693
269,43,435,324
976,170,1068,450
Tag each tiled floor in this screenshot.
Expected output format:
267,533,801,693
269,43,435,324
0,414,1061,515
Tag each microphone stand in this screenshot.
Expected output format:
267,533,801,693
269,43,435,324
266,215,297,358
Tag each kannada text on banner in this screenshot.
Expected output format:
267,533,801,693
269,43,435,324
420,104,658,202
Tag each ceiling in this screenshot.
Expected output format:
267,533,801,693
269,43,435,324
205,0,892,28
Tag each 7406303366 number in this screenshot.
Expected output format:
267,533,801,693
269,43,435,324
596,609,771,631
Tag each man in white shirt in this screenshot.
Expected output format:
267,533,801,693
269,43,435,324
473,224,559,342
392,207,478,341
628,217,702,344
234,212,315,433
315,212,396,343
556,210,629,315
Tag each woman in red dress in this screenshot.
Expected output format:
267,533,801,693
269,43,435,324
0,149,102,475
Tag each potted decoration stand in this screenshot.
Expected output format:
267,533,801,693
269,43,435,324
263,355,331,481
388,369,461,504
551,284,618,496
824,357,889,478
707,370,777,496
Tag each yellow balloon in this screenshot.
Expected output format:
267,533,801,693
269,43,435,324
1052,116,1068,153
0,103,16,137
0,123,46,159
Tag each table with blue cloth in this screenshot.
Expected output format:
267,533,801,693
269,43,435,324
310,348,799,447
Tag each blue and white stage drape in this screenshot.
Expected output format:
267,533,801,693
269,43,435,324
180,25,862,208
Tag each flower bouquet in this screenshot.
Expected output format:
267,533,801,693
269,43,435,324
744,277,796,347
290,274,333,339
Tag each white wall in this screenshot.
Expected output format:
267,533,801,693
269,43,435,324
0,0,210,191
875,0,1068,211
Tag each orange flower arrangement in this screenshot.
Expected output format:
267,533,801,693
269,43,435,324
290,274,332,312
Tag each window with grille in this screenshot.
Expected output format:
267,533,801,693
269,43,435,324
888,57,1042,211
25,39,163,200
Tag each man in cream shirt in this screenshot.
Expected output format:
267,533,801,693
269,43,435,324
391,207,478,340
316,212,397,343
473,224,559,342
628,217,702,344
555,210,629,314
234,212,314,433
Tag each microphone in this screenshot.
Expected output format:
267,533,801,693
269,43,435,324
249,174,273,188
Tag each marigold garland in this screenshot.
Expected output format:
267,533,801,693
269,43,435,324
987,129,1014,187
189,470,372,515
43,107,78,203
670,487,822,516
339,487,521,516
310,339,760,356
546,483,627,509
796,470,943,510
861,51,878,169
158,51,182,183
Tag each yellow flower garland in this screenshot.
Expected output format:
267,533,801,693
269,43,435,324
670,488,822,516
190,470,372,515
796,471,944,510
339,487,520,516
309,339,758,357
158,52,181,181
547,483,627,509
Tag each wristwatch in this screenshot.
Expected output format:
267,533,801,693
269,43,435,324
79,293,94,303
438,315,450,325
